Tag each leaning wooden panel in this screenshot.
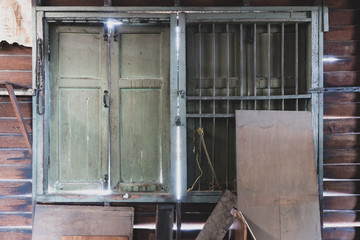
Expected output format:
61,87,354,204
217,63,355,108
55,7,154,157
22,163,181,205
32,205,134,240
236,110,321,240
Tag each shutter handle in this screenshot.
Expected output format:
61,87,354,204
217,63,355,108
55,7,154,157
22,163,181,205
103,90,109,108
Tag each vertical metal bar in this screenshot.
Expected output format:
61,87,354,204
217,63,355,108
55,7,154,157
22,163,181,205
107,23,112,190
156,205,175,240
212,23,216,189
240,24,244,110
198,23,202,191
226,23,230,189
176,201,182,240
254,23,257,110
281,23,285,110
295,23,299,111
267,23,271,110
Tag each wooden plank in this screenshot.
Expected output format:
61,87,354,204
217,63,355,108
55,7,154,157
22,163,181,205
0,229,32,240
238,0,314,6
325,26,360,41
0,198,32,212
42,0,103,6
324,196,360,210
323,210,360,223
324,165,360,179
323,56,360,72
0,166,31,180
324,134,360,149
0,150,31,165
324,92,360,103
0,182,31,195
323,227,356,240
324,103,360,117
0,213,31,226
0,56,31,71
324,41,360,56
0,97,31,103
0,103,32,118
62,237,128,240
195,190,237,240
236,110,321,240
324,71,360,87
0,119,32,134
324,118,360,134
324,181,360,195
0,43,31,56
0,136,27,149
33,205,134,240
324,148,360,164
328,0,360,9
329,10,360,26
0,72,32,86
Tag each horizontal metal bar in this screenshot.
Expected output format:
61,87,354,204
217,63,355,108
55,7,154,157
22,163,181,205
187,114,235,118
187,94,311,100
0,89,35,96
36,6,319,13
186,18,311,23
323,87,360,93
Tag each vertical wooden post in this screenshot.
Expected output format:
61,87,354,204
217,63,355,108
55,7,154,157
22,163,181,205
5,84,32,154
155,205,174,240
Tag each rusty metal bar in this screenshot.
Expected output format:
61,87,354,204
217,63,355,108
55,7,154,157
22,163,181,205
281,23,285,110
240,24,244,110
4,83,32,154
267,23,271,110
212,23,216,189
253,23,257,110
295,23,299,111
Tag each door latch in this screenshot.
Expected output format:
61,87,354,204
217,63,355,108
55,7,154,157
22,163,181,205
103,90,109,108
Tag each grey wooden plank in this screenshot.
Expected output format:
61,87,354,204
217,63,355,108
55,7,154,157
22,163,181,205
32,205,134,240
236,110,321,240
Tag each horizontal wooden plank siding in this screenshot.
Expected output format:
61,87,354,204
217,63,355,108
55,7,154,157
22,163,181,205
323,210,360,223
323,227,356,240
328,0,360,9
324,41,360,56
329,10,360,26
324,181,360,195
324,196,360,210
0,230,32,240
324,119,360,134
0,103,32,118
325,26,360,41
324,148,360,164
324,72,360,87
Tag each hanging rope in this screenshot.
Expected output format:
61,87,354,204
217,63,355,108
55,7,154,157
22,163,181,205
187,128,222,192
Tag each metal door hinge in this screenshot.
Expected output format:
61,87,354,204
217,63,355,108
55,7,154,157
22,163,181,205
177,90,186,98
308,88,323,93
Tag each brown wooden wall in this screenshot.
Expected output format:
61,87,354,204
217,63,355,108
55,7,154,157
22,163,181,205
1,0,358,239
323,1,360,239
0,42,32,239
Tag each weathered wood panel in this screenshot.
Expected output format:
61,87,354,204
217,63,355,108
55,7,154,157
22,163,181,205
324,92,360,103
324,165,360,179
0,103,32,118
42,0,104,6
324,134,360,149
62,237,128,240
323,210,359,223
0,166,31,180
0,150,31,165
0,119,32,134
0,56,31,71
329,10,360,26
236,111,321,240
33,205,134,240
0,198,32,212
323,227,356,240
0,136,27,149
324,56,360,72
324,148,360,164
325,26,360,41
324,196,360,210
0,213,32,226
328,0,360,9
324,41,360,56
180,0,242,6
324,103,360,117
324,119,360,134
0,182,31,195
0,72,32,86
113,0,174,6
324,71,360,87
0,43,31,56
0,230,32,240
324,181,360,194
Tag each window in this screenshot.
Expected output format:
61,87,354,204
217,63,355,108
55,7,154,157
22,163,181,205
33,8,322,202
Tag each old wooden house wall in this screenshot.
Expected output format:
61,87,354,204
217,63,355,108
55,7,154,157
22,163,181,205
323,1,360,239
0,43,32,239
1,0,358,239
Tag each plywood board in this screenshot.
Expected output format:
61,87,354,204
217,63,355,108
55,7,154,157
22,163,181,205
236,110,321,240
32,205,134,240
62,237,128,240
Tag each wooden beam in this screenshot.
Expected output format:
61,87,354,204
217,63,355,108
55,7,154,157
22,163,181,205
5,84,32,154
